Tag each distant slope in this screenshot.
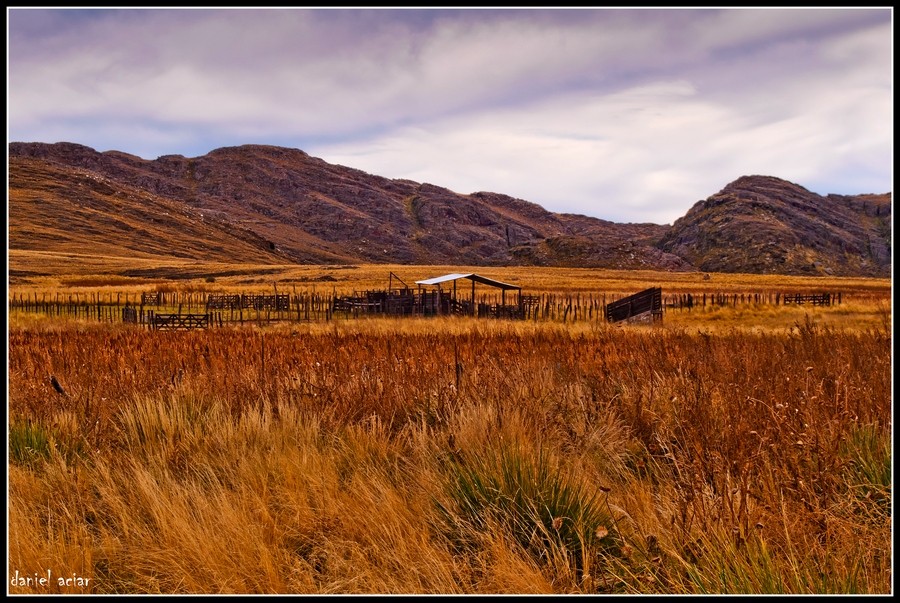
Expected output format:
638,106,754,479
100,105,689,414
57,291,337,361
8,154,290,263
8,143,891,276
656,175,891,277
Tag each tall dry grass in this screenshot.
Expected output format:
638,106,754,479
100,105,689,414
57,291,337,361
7,315,892,594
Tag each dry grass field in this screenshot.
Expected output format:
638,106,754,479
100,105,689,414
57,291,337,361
7,260,893,594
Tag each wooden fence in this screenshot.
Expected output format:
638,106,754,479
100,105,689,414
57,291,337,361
152,313,211,331
207,293,289,310
332,289,526,319
605,287,663,323
8,288,845,326
781,292,834,306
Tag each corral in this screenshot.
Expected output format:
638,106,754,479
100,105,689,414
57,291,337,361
8,270,848,328
332,272,525,319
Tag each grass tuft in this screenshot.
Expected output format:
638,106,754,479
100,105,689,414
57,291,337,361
9,418,53,468
438,442,618,584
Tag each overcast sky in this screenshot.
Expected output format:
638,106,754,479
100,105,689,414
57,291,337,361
7,7,893,224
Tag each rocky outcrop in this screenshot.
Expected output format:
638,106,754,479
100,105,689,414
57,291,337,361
656,175,891,277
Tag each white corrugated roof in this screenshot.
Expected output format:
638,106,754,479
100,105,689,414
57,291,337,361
414,273,521,290
415,273,473,286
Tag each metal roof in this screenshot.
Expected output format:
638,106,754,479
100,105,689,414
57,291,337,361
414,273,521,290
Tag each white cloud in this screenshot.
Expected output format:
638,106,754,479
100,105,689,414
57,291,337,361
316,81,739,224
7,8,892,223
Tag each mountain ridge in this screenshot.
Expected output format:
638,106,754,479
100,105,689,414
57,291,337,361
8,142,891,277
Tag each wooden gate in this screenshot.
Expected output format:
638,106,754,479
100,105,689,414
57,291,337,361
152,313,210,330
605,287,663,323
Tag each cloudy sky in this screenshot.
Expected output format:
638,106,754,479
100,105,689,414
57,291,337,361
7,7,893,224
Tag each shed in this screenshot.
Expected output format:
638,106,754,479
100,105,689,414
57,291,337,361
415,272,521,308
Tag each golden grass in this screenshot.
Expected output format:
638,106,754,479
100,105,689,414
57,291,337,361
9,253,892,298
661,299,892,333
7,312,892,594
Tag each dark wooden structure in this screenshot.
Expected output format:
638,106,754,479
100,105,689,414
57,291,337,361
332,272,526,318
122,305,138,324
152,313,210,331
781,292,833,306
141,291,161,305
605,286,663,323
206,294,242,309
413,273,524,318
240,294,290,311
206,293,289,310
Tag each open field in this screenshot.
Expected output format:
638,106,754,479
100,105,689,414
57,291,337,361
8,250,893,297
7,261,893,594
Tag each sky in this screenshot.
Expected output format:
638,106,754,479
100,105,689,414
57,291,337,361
6,7,893,225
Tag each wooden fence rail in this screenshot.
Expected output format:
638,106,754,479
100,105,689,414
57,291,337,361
8,288,844,325
152,313,210,331
782,292,834,306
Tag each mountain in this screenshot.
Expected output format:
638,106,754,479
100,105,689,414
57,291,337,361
7,142,891,277
656,175,892,277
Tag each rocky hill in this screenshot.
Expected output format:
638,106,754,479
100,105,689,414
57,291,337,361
8,142,892,277
656,176,892,277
